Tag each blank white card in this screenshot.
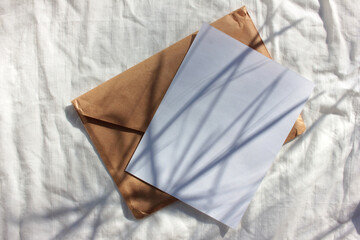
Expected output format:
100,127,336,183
126,24,314,228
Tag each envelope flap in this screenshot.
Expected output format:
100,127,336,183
72,35,195,132
72,6,269,133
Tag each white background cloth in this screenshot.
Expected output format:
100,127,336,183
0,0,359,239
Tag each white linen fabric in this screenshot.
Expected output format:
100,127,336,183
0,0,359,239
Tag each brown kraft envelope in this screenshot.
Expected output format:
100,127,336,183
72,6,306,219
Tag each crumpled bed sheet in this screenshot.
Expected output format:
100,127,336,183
0,0,359,239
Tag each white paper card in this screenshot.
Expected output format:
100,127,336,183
126,24,314,228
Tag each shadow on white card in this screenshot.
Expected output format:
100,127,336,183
126,24,314,228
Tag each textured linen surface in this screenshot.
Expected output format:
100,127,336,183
0,0,359,239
